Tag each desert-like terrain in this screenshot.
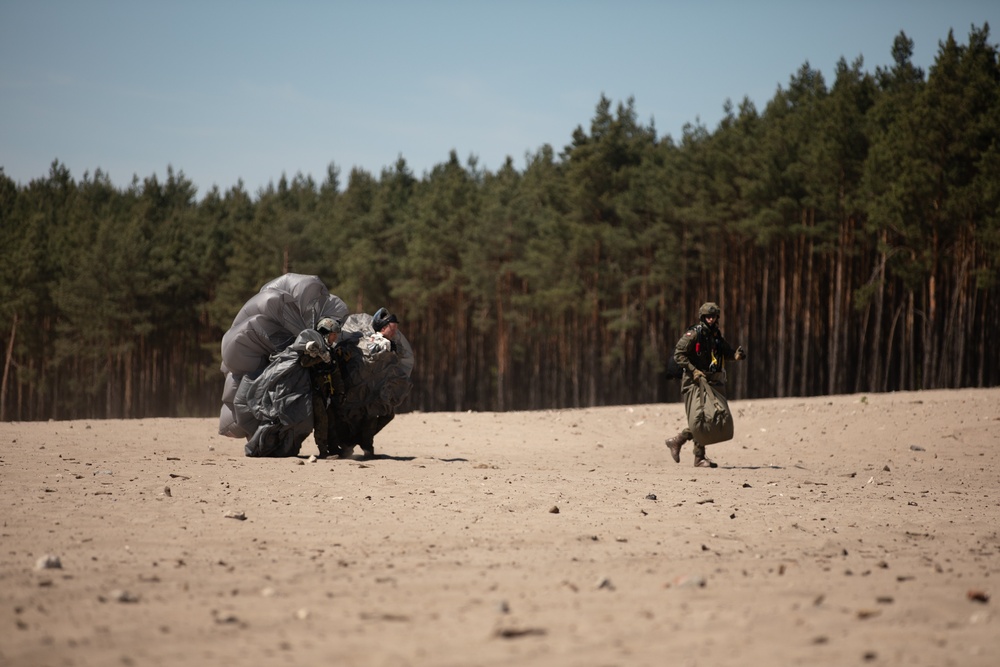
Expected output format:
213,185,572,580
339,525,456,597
2,388,997,666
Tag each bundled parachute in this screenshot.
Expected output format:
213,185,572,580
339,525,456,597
235,328,326,457
219,274,348,438
685,375,735,445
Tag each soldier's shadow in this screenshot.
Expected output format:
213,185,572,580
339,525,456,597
362,453,417,461
364,454,470,463
295,453,418,462
718,465,785,470
299,453,469,463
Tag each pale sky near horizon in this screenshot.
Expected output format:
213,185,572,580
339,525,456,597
2,1,997,198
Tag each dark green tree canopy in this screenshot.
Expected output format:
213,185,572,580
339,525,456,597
2,24,998,420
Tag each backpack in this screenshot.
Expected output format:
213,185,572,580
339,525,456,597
665,354,684,379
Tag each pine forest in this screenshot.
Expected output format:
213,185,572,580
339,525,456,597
2,27,999,421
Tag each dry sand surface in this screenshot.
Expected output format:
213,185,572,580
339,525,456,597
2,388,998,667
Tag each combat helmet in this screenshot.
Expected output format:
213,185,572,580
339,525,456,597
372,307,398,332
316,317,342,335
698,302,721,322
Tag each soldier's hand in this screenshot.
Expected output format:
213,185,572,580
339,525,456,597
691,368,706,381
305,340,331,363
369,334,392,354
735,346,747,361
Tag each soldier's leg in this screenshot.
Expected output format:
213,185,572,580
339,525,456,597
364,413,395,458
664,428,692,463
692,438,717,468
328,406,355,458
312,394,330,458
357,418,377,459
372,413,395,437
323,403,343,457
355,412,394,459
669,385,697,463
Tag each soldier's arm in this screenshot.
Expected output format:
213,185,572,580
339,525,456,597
674,331,698,373
719,335,746,361
719,335,737,361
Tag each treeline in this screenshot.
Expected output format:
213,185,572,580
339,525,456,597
2,26,999,421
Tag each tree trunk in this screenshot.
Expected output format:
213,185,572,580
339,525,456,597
1,312,17,422
786,232,801,398
906,289,916,389
884,303,903,391
829,220,846,395
125,347,133,419
776,239,787,397
495,271,510,411
800,219,814,396
870,237,887,391
453,289,466,412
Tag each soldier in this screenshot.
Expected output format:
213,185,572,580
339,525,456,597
353,307,408,457
302,317,343,458
664,302,746,468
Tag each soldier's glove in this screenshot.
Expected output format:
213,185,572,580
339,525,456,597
368,334,392,354
305,340,331,363
734,346,747,361
691,369,706,382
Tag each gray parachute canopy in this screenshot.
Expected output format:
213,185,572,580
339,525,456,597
219,274,348,438
235,328,324,457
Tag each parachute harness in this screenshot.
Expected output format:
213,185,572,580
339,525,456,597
694,324,724,373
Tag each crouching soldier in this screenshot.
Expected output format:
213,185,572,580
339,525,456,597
301,317,345,458
354,307,408,457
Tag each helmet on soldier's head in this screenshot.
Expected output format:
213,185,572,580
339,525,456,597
372,307,398,332
699,302,721,320
316,317,341,335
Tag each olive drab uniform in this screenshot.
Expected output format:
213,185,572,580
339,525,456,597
305,338,356,458
665,302,745,467
298,317,347,458
324,330,379,458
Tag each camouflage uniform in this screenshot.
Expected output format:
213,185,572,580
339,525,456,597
665,303,745,467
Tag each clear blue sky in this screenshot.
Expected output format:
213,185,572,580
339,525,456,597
2,1,996,198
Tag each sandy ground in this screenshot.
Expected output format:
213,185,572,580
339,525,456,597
1,388,998,667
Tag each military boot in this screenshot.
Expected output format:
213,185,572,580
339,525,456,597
664,433,687,463
312,396,330,458
315,440,330,459
692,440,717,468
